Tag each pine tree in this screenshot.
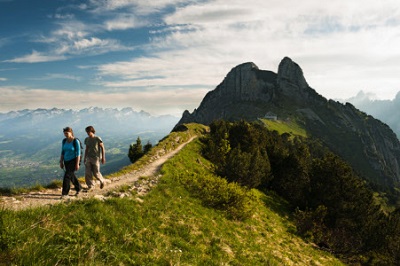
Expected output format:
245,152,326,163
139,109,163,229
128,137,143,163
143,141,152,154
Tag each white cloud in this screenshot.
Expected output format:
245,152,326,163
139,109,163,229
74,37,104,49
0,77,7,81
31,73,82,82
52,21,90,41
88,0,136,11
4,50,66,63
32,12,136,59
88,0,189,15
97,50,235,91
94,0,400,102
104,14,146,30
4,0,400,114
13,29,132,63
70,37,132,55
52,13,75,20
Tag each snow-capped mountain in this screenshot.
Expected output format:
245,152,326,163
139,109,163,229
0,107,178,138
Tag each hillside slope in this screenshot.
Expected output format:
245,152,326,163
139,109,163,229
0,124,343,265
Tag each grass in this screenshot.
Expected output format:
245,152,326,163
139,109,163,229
259,118,307,138
0,180,63,196
0,183,343,265
0,124,344,265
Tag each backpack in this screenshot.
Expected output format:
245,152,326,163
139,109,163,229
62,138,83,165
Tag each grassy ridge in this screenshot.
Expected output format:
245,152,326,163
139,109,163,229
259,118,307,137
0,124,343,265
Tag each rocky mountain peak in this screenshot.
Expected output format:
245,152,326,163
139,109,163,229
213,61,271,99
232,61,259,71
177,60,277,125
277,57,308,89
276,57,315,104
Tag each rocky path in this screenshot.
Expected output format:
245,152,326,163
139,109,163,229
0,136,196,211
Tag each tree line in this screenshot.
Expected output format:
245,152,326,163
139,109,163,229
202,120,400,265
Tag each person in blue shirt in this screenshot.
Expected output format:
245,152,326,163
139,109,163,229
59,127,82,198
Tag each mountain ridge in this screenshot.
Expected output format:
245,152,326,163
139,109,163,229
176,57,400,198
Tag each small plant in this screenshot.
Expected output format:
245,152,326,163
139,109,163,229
44,180,62,189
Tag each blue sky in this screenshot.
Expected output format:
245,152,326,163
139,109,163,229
1,0,400,116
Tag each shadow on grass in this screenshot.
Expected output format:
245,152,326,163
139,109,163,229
258,189,293,219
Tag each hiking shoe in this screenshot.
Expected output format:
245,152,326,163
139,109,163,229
75,191,80,196
100,182,104,189
83,188,92,193
60,195,69,200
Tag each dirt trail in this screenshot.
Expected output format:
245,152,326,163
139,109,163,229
0,136,196,211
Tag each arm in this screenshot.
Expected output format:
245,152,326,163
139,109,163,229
60,140,65,169
99,142,106,164
75,155,80,171
75,139,81,171
59,154,64,169
84,146,88,164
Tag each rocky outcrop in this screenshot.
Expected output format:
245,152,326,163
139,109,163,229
177,57,326,126
277,57,326,105
175,56,400,191
178,62,277,125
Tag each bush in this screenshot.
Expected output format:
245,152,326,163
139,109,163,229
294,205,328,244
203,120,272,189
173,172,257,220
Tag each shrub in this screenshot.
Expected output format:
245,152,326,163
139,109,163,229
45,180,62,189
173,172,257,220
294,205,328,244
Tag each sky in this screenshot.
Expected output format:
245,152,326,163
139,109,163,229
1,0,400,116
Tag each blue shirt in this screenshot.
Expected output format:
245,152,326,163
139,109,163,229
61,139,81,162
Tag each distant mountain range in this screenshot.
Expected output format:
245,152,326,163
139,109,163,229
176,57,400,199
0,107,178,188
0,107,177,139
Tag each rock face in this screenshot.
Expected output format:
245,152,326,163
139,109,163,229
175,56,400,191
178,57,325,125
179,62,278,125
278,57,309,92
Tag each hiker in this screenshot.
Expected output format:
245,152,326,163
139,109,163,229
59,127,82,198
83,126,106,191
